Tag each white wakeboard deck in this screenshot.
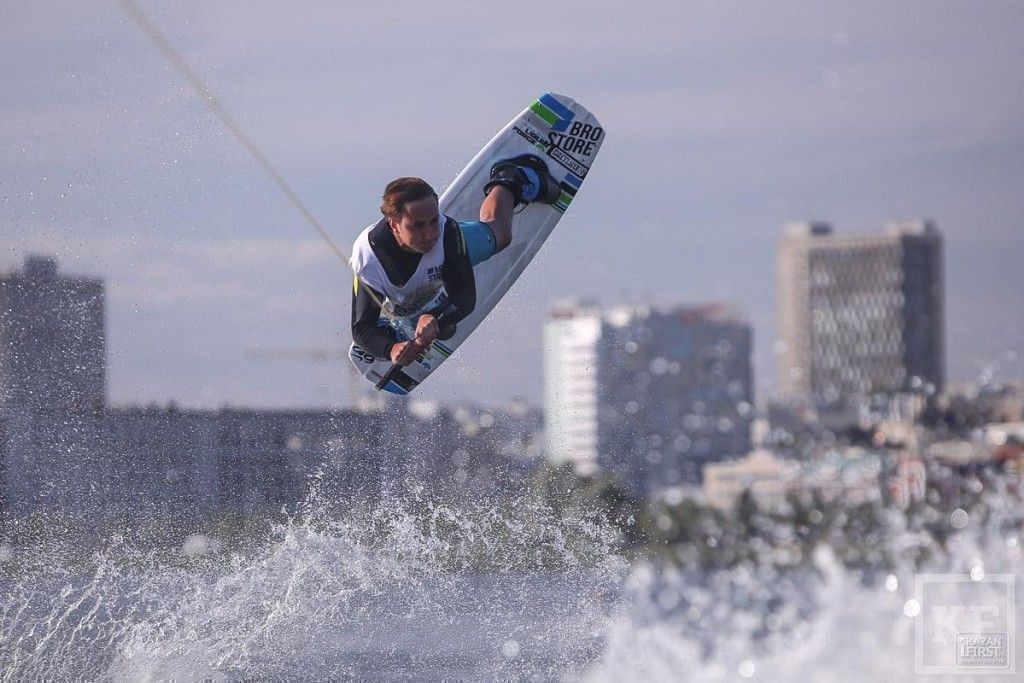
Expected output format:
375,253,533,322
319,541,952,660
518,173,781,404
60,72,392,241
349,92,604,394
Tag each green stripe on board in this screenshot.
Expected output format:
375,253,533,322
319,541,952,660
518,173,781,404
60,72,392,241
529,101,559,126
558,191,574,205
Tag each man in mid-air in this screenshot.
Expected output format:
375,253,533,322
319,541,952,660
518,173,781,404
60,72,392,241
350,155,560,367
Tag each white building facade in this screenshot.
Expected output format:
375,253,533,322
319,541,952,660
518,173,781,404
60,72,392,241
543,303,601,470
544,302,754,495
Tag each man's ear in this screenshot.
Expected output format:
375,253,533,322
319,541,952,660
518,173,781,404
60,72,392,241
387,217,399,232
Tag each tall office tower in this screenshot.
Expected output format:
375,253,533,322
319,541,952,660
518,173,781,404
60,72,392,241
543,302,602,470
777,221,944,403
544,302,753,495
0,256,106,412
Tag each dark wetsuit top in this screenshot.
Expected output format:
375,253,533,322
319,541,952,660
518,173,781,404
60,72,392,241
351,217,476,359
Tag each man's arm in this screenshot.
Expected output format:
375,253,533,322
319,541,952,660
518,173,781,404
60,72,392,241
430,222,477,339
351,277,398,359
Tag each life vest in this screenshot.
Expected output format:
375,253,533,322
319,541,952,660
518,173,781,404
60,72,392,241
349,214,455,318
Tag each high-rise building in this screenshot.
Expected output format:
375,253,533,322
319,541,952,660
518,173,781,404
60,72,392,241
0,256,106,412
544,302,754,495
543,302,602,470
777,221,944,403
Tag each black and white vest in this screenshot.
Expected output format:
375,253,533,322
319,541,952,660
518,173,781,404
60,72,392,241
349,214,452,317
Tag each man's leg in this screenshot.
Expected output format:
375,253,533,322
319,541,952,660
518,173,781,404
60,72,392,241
480,186,515,253
479,154,561,254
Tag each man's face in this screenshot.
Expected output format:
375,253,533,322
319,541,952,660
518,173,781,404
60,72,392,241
390,196,440,253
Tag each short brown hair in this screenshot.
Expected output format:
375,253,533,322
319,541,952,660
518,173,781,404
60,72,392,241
380,177,438,220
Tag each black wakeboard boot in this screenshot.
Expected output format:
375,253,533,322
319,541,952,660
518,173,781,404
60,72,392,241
483,154,561,206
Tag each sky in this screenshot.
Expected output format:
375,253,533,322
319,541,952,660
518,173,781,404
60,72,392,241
2,0,1022,409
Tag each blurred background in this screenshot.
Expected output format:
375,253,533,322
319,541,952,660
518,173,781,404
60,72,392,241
1,1,1022,680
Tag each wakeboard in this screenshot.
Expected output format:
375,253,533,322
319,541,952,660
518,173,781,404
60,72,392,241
349,92,604,394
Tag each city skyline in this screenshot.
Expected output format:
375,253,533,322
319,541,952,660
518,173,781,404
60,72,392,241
3,1,1022,408
0,213,1013,410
